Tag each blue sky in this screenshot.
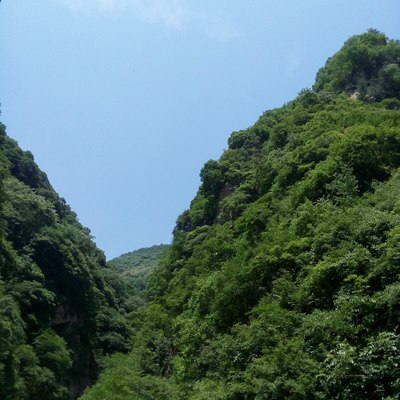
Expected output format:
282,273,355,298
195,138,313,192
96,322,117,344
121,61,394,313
1,1,399,259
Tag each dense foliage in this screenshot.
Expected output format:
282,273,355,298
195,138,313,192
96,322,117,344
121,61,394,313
105,245,170,312
314,29,400,101
108,245,169,291
80,30,400,399
0,124,133,399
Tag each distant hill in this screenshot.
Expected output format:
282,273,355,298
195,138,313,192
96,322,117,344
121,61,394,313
108,244,169,290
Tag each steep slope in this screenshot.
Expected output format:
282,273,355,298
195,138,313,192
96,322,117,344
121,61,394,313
0,125,133,399
81,29,400,399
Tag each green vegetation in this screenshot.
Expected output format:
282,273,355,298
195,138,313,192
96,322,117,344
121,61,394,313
314,28,400,101
108,244,169,291
0,124,134,399
105,245,170,312
80,30,400,399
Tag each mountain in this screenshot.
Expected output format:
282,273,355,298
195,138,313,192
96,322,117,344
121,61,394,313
0,125,134,399
106,245,170,312
108,245,169,291
80,30,400,399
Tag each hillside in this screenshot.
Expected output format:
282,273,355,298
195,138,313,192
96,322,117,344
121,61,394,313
108,245,169,291
80,30,400,399
105,245,170,312
0,125,134,399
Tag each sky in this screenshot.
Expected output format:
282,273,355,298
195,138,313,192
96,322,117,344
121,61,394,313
0,1,399,259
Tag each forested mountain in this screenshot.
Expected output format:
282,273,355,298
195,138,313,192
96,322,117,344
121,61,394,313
108,244,169,291
106,245,169,311
0,124,135,399
80,30,400,399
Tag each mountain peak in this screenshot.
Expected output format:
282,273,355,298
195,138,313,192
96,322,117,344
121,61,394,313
314,29,400,101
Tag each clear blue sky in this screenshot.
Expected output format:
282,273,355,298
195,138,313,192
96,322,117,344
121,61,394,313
1,1,399,259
